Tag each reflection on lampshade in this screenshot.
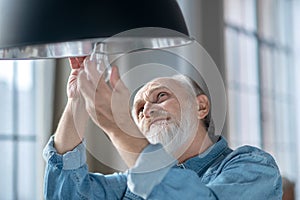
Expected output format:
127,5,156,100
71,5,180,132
0,0,190,59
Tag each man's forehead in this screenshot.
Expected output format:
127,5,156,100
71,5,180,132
133,77,187,106
135,77,174,98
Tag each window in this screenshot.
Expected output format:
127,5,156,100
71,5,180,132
224,0,298,197
0,60,55,199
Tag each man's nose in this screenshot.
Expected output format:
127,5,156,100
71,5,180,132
143,102,155,118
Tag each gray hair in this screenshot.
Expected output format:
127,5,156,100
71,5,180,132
171,74,217,142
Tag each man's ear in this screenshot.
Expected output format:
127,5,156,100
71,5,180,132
196,94,210,120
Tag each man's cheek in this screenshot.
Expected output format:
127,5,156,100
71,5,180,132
138,121,146,134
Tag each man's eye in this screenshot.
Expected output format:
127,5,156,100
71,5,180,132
138,107,144,115
157,92,168,102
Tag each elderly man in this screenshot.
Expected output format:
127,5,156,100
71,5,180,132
43,57,282,199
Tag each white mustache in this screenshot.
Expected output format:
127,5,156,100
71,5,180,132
142,110,174,133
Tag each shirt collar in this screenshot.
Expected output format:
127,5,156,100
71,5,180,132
175,136,231,175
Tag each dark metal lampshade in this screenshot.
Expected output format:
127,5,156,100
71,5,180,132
0,0,190,59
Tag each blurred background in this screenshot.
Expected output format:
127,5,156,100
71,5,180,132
0,0,299,199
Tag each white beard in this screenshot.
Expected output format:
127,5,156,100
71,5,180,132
145,106,198,156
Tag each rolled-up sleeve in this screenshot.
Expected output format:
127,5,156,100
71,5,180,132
43,136,127,200
43,135,87,170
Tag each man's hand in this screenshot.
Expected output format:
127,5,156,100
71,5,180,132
78,59,149,167
53,57,89,154
67,57,86,98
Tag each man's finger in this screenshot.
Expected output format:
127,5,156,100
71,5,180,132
109,66,120,89
110,66,128,93
69,57,86,69
84,57,102,86
78,71,96,102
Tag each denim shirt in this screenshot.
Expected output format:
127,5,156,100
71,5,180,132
43,136,282,200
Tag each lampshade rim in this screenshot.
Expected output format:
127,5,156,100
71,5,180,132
0,35,194,59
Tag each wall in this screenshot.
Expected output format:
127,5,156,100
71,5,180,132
177,0,228,137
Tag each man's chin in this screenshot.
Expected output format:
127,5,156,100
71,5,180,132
152,121,175,131
144,125,168,136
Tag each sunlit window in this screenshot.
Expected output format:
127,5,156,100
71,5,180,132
0,60,55,200
224,0,298,198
